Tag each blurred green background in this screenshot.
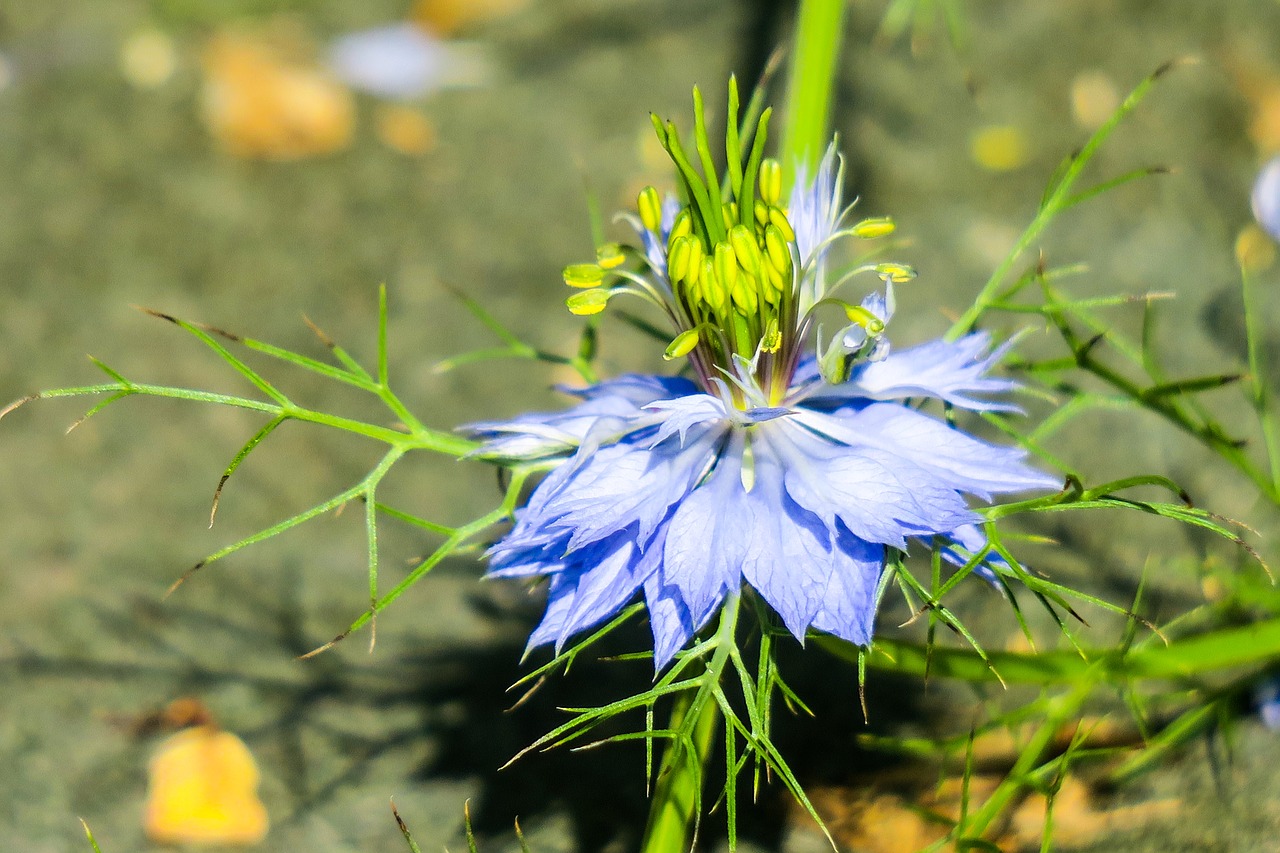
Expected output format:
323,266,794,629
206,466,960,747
5,1,1280,850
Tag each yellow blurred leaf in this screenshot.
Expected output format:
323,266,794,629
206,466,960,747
202,32,353,160
144,725,269,847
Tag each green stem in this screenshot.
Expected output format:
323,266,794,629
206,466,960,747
1242,266,1280,498
642,592,741,853
780,0,847,189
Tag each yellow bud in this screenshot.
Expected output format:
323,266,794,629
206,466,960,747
700,257,724,313
768,206,796,243
669,208,693,242
851,216,896,239
637,186,662,233
728,224,761,276
763,261,787,303
668,235,691,283
721,203,738,232
714,241,739,297
663,327,701,360
596,242,626,269
753,199,769,228
759,158,782,206
684,238,703,284
563,263,604,288
875,262,916,283
566,288,612,315
845,304,885,333
731,274,757,314
763,224,791,273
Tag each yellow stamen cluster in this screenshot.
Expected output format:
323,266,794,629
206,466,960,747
659,158,797,354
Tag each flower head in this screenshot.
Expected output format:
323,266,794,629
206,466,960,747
472,83,1059,668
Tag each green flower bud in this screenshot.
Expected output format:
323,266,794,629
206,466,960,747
851,216,896,239
845,304,885,333
753,199,769,228
637,186,662,233
763,223,791,274
875,262,916,283
669,208,693,243
714,241,739,297
566,288,612,315
759,158,782,206
729,224,761,277
668,235,692,283
768,206,796,243
596,242,626,269
663,327,701,360
563,263,605,288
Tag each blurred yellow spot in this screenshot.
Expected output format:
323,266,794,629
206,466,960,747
1236,224,1277,272
144,725,268,846
121,28,177,89
201,32,353,160
1070,71,1120,130
374,104,438,156
411,0,530,36
970,125,1028,172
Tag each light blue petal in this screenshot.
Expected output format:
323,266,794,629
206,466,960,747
794,406,1061,499
644,574,697,671
806,332,1021,411
540,430,722,552
738,453,834,640
660,433,749,627
809,528,883,646
555,538,647,651
645,394,729,446
763,422,978,549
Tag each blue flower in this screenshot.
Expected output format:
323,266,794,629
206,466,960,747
473,333,1056,669
472,95,1059,669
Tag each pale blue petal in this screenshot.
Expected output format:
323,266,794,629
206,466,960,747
809,528,883,646
540,430,722,551
555,537,648,651
646,394,729,446
807,333,1021,411
763,422,978,549
644,577,697,671
738,453,834,640
794,406,1061,499
660,434,750,627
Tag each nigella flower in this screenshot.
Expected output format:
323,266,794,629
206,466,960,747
470,85,1059,669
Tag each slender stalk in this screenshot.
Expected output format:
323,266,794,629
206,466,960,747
780,0,847,189
1242,266,1280,498
642,593,740,852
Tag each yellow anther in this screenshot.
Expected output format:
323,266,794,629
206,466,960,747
566,288,612,315
668,235,691,283
596,243,626,269
763,262,787,302
845,304,885,333
669,208,693,243
563,263,605,288
875,262,916,283
759,158,782,206
763,224,791,273
753,199,769,228
700,257,724,313
684,238,703,284
728,224,761,277
637,186,663,233
714,241,739,296
851,216,896,239
721,203,738,232
768,206,796,243
731,275,757,314
663,327,701,361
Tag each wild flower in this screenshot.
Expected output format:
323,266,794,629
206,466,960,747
472,85,1059,668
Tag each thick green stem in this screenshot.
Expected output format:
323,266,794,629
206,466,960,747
642,592,741,852
641,691,722,853
781,0,847,189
